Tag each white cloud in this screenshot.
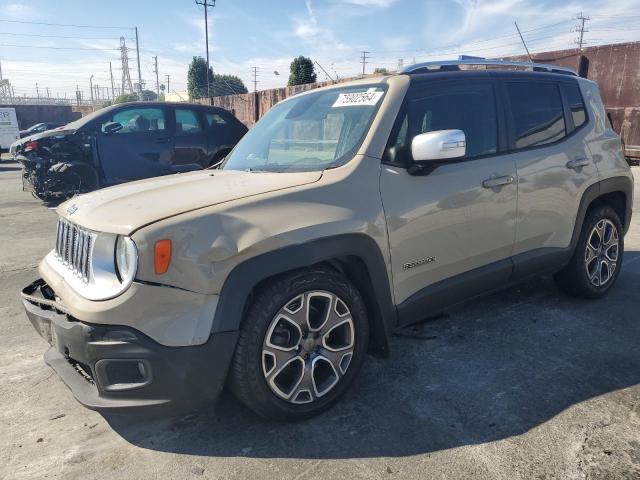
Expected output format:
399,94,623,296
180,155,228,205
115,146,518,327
339,0,397,6
4,3,36,18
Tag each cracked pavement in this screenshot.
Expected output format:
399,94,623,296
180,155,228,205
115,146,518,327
1,153,639,479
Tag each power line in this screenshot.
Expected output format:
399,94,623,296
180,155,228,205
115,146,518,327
0,43,119,51
0,32,133,41
0,18,132,29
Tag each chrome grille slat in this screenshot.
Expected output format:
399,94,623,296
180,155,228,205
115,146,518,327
54,217,93,283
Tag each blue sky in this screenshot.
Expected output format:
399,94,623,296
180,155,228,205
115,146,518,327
1,0,639,99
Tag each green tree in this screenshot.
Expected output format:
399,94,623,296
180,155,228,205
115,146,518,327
113,92,139,104
212,74,248,96
288,56,317,86
140,89,158,101
374,67,389,74
188,56,211,99
188,56,248,98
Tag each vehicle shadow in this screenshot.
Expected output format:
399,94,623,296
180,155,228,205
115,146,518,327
106,255,640,459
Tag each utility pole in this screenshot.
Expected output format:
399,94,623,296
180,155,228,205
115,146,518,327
134,26,143,99
165,74,170,93
514,21,533,62
35,82,40,99
195,0,216,98
153,56,160,99
575,12,590,50
89,75,94,104
46,87,50,98
109,61,115,100
397,58,404,71
251,66,259,92
360,50,370,77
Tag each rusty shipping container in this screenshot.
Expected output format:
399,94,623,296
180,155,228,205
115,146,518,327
508,41,640,160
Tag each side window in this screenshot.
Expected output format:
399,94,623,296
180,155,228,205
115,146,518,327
506,82,566,149
175,109,203,135
564,84,587,130
405,83,498,159
206,112,227,127
108,107,166,134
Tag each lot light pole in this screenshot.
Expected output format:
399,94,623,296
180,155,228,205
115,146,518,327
89,75,94,104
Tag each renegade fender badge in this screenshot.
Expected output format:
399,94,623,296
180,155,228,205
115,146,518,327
66,204,78,215
403,256,436,271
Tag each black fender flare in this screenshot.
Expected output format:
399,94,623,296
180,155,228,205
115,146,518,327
570,176,633,250
211,233,396,355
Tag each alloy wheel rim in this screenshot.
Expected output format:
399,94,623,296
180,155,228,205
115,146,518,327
585,219,619,287
262,290,355,404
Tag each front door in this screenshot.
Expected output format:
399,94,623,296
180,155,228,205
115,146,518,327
380,80,517,323
97,105,174,184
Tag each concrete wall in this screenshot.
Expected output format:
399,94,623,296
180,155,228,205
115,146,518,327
0,104,82,129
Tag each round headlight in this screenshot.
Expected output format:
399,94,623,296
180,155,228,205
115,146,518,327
115,236,138,285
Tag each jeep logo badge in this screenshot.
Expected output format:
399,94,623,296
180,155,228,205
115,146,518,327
66,204,78,215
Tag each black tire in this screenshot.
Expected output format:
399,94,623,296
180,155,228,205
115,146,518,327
229,268,369,421
554,205,624,298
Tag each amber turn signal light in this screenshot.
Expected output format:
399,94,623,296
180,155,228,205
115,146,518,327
154,239,172,274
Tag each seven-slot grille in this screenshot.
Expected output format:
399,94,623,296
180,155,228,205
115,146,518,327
55,218,94,282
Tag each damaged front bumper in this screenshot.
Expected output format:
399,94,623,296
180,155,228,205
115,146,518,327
21,278,238,415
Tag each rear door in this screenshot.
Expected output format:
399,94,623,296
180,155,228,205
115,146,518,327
97,105,174,184
172,107,209,168
503,78,596,275
380,78,518,322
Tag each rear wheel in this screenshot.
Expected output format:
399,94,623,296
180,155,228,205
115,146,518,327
230,268,369,420
554,205,624,298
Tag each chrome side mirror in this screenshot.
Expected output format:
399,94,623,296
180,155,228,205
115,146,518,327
411,129,466,162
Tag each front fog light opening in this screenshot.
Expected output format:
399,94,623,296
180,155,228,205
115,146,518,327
95,359,152,392
114,236,138,285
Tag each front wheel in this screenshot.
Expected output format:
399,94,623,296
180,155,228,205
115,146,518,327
229,268,369,420
554,205,624,298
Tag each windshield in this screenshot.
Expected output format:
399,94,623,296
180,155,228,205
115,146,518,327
222,84,386,173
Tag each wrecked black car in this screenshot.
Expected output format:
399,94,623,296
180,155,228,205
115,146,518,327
15,102,247,201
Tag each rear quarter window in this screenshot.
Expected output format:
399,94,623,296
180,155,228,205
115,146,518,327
564,83,587,130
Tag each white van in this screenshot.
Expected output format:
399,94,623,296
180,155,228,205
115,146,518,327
0,108,20,152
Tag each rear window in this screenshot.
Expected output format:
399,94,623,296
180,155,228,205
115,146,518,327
506,82,566,150
564,84,587,130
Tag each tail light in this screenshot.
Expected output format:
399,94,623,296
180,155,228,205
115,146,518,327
24,140,39,152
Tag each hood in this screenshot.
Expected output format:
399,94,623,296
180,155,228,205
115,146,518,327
58,169,323,235
28,128,76,141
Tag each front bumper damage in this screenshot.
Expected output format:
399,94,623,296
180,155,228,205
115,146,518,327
21,278,238,415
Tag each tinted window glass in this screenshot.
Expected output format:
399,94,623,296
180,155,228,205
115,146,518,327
206,113,227,126
108,107,165,134
175,109,202,135
390,83,497,163
564,84,587,129
506,83,565,149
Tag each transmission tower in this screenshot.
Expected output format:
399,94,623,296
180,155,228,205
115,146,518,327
120,37,134,94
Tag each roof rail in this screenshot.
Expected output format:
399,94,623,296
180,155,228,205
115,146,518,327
400,59,577,76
